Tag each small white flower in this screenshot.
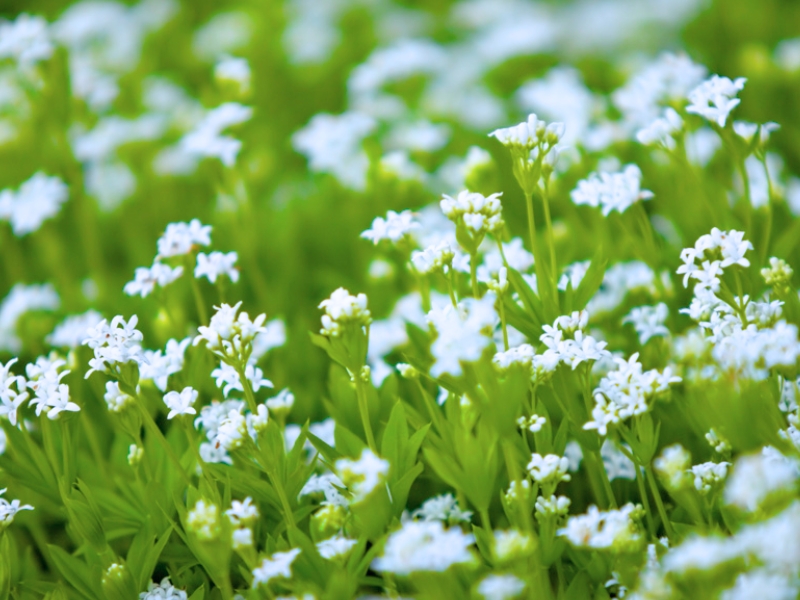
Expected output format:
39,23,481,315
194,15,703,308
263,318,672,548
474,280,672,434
124,261,184,298
252,548,301,586
372,520,475,575
335,449,390,503
195,251,239,284
103,381,133,412
157,219,212,258
318,288,371,337
527,454,571,486
139,577,187,600
361,210,419,244
266,388,294,415
0,173,69,237
226,497,258,526
186,499,220,541
571,164,653,216
624,303,670,345
0,14,53,68
0,488,33,529
163,387,198,419
477,574,526,600
316,535,358,560
686,75,747,127
180,103,253,167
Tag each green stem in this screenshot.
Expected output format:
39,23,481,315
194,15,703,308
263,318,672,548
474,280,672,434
188,259,209,325
444,267,458,308
524,191,538,257
479,507,492,531
268,471,297,529
541,181,557,277
502,439,532,532
235,364,259,414
592,448,617,509
469,252,480,298
633,461,655,537
645,465,675,538
137,401,192,486
354,374,378,454
498,296,509,351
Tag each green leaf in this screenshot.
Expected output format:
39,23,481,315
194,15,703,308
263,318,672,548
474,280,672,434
573,246,608,311
47,546,101,600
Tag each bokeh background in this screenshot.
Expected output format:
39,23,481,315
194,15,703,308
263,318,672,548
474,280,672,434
1,0,799,426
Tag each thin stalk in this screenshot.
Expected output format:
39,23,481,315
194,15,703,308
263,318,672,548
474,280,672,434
592,447,617,509
633,462,655,537
502,439,532,532
188,262,209,325
469,252,480,298
541,181,557,277
524,191,538,257
480,507,492,531
354,375,378,454
443,268,458,308
137,401,192,486
268,470,297,529
645,465,675,538
448,264,459,306
235,364,260,414
498,298,509,351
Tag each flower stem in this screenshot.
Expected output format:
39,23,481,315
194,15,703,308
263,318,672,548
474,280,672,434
524,191,538,257
235,364,259,414
188,261,209,325
645,464,675,538
354,374,378,454
137,401,192,486
541,181,557,277
469,252,480,298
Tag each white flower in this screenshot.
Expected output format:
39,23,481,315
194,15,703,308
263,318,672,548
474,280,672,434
335,449,390,503
252,548,301,586
140,337,192,391
720,570,798,600
427,295,497,378
691,461,730,494
361,210,419,244
157,219,212,258
195,251,239,284
411,240,455,274
292,112,376,191
163,387,198,419
724,447,798,512
318,288,371,337
214,408,248,451
527,454,571,486
686,75,747,127
211,362,273,398
186,499,220,541
124,261,184,298
194,301,267,360
180,102,253,166
0,488,33,529
477,574,526,600
372,520,475,575
559,503,641,550
226,497,258,526
0,359,28,426
103,381,133,412
214,55,251,94
316,535,358,560
139,577,187,600
412,493,472,524
47,310,103,349
571,164,653,216
440,190,504,236
636,108,684,150
535,495,571,519
0,173,69,237
489,113,560,149
624,303,670,345
266,388,294,415
83,315,145,379
0,14,52,68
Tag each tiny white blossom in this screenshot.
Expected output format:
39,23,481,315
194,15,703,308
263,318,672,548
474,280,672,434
195,251,239,284
361,210,419,244
163,387,198,419
335,449,390,503
252,548,301,587
372,520,475,575
157,219,212,259
571,164,653,216
686,75,747,127
477,574,526,600
139,577,187,600
0,173,69,237
124,261,184,298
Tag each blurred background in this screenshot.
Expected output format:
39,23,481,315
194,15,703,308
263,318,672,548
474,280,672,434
0,0,799,424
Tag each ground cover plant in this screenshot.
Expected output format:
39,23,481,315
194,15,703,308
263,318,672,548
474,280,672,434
2,0,800,598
